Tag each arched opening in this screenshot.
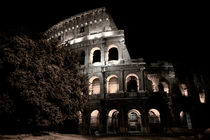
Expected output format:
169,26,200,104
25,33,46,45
79,51,85,65
90,110,100,132
107,75,119,94
126,74,139,92
128,109,142,133
106,45,119,62
89,76,100,95
107,109,119,134
179,84,188,97
108,48,118,61
148,109,161,133
93,50,101,63
90,47,101,64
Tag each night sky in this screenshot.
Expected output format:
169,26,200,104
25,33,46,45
0,1,209,64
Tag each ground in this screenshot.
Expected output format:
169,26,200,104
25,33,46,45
0,132,196,140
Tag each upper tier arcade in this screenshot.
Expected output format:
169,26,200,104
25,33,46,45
45,7,118,45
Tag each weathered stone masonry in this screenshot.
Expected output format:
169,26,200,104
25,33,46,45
46,7,196,135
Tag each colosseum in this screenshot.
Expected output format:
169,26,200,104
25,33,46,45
44,7,199,135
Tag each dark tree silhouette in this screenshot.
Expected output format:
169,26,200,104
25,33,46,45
0,34,88,133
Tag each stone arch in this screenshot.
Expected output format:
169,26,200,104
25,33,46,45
89,76,100,95
90,47,101,64
148,108,161,133
107,109,120,134
179,84,188,96
126,73,139,92
127,109,142,133
90,110,100,131
106,75,119,94
107,44,119,61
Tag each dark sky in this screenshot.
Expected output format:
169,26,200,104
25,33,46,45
0,0,209,63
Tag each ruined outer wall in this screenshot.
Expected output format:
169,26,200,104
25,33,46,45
45,7,118,44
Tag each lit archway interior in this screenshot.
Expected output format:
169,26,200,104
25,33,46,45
179,84,188,97
89,76,100,95
107,75,119,94
148,108,161,133
90,47,101,64
128,109,142,132
148,109,160,123
126,74,139,92
90,110,100,129
107,109,119,133
107,45,119,61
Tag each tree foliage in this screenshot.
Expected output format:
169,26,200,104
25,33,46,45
0,34,88,132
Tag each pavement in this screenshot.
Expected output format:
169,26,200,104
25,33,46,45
0,132,196,140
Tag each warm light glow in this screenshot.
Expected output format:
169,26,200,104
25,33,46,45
199,90,206,103
63,31,119,45
104,31,113,37
161,81,169,93
89,76,100,95
148,109,161,123
90,110,100,127
128,109,141,116
91,110,99,117
147,74,159,92
179,84,188,97
107,75,119,93
180,111,184,120
108,109,119,117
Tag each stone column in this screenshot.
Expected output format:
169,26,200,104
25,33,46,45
119,107,127,134
141,108,150,134
140,67,145,92
83,110,91,134
119,70,124,93
101,43,106,65
101,69,106,99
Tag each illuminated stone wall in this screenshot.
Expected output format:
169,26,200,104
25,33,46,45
45,8,194,135
45,7,117,44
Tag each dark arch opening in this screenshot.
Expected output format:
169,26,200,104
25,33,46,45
108,48,118,61
93,50,101,63
107,110,120,134
127,76,138,92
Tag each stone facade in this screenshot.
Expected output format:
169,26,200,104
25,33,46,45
46,7,194,135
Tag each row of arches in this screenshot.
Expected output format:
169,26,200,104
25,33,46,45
77,109,192,134
79,45,119,65
89,74,140,95
89,108,161,133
